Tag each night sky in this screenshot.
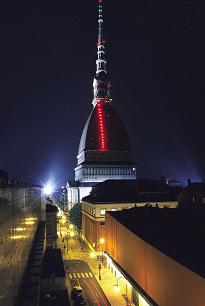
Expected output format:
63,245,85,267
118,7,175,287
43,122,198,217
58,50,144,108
0,0,205,186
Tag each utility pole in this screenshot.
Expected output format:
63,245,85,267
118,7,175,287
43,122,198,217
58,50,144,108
98,263,102,280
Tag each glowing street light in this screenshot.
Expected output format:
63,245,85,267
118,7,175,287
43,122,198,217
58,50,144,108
99,238,105,263
90,252,96,258
69,224,74,230
115,286,121,293
61,218,66,225
115,276,124,293
99,238,105,244
70,231,75,238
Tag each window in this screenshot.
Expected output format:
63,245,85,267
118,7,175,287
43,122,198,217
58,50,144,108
111,208,117,211
100,222,105,225
100,209,106,215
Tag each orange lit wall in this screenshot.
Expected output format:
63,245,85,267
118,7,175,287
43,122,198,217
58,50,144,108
105,213,205,306
82,212,105,251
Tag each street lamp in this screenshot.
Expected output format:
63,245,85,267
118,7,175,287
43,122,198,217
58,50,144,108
98,263,102,280
70,231,75,238
115,276,124,293
69,224,74,230
65,231,69,252
99,238,105,263
90,252,96,258
59,217,66,237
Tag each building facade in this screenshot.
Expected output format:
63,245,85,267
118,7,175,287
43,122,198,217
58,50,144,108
105,207,205,306
81,179,179,252
67,0,136,207
0,174,44,306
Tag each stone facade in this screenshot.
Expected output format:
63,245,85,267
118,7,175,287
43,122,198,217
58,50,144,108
0,184,44,306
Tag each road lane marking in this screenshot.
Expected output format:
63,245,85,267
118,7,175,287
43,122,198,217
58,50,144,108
91,279,109,306
68,272,93,279
82,279,101,306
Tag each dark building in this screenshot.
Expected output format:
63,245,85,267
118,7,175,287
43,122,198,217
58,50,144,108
83,179,182,203
46,204,58,248
178,182,205,208
40,248,68,306
0,169,9,185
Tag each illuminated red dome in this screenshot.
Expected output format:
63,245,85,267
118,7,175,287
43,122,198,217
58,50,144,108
78,101,131,155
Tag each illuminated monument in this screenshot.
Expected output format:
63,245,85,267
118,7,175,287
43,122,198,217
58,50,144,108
67,0,136,206
75,0,136,183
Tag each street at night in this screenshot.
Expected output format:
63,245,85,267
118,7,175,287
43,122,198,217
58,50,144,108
65,260,110,306
0,0,205,305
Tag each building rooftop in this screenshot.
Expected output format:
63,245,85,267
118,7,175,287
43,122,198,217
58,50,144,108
82,179,182,204
107,206,205,278
46,204,58,213
41,248,65,278
67,180,97,188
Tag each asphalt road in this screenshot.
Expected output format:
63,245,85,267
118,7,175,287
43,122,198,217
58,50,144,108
65,259,111,306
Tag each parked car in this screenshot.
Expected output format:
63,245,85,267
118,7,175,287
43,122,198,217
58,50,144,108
74,294,87,305
71,286,84,300
71,286,87,305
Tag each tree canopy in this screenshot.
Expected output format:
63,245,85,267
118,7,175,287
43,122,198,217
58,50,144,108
69,203,82,229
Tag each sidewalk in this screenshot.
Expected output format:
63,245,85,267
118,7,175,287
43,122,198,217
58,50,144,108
57,227,129,306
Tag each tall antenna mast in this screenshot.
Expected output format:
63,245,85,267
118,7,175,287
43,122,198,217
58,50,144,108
96,0,107,75
92,0,112,107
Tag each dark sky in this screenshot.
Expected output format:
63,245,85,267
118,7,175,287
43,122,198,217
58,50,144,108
0,0,205,186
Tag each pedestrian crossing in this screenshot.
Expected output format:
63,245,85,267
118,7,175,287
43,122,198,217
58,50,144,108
68,272,93,279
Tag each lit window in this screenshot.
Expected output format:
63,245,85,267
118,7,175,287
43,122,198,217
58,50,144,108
100,209,106,215
111,208,117,211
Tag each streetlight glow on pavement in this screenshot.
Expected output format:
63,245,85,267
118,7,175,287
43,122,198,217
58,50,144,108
115,286,120,293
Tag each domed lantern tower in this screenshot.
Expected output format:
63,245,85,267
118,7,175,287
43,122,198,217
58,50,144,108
75,0,136,183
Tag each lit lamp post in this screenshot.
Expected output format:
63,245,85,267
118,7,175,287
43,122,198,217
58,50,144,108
115,276,124,293
98,263,102,280
59,217,66,237
69,224,74,230
99,238,105,264
65,231,69,252
70,230,75,238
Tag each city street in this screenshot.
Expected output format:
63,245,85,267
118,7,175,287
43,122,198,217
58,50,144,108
65,259,110,306
57,211,127,306
57,227,111,305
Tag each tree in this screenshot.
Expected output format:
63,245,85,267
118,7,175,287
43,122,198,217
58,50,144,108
69,203,82,229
